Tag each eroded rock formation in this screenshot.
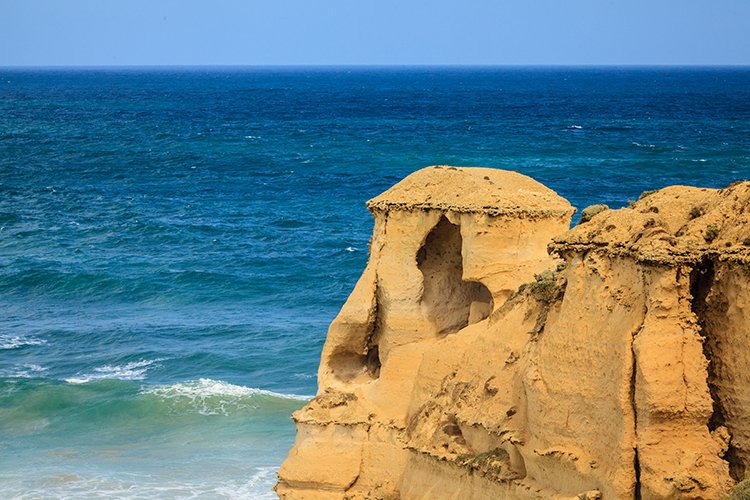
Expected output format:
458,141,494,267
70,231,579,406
276,166,750,499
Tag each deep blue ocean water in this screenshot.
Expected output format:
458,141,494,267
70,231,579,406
1,67,749,498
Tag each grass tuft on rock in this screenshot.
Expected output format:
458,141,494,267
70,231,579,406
704,224,719,243
639,189,658,200
579,204,609,224
530,270,559,303
457,448,519,480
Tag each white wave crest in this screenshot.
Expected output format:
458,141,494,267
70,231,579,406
142,378,310,416
0,364,48,378
65,359,163,384
0,335,47,350
145,378,309,401
214,466,278,499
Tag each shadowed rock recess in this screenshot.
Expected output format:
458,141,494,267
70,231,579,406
276,166,750,499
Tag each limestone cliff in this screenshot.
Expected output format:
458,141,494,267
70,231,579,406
276,166,750,499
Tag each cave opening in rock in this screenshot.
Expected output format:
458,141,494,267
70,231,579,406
417,217,494,335
328,299,382,383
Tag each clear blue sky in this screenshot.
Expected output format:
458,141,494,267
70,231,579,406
2,0,749,66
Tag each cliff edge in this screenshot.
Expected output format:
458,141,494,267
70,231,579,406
276,166,750,499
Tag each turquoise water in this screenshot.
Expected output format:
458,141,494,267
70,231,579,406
1,67,749,498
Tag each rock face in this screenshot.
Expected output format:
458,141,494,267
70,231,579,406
276,166,750,499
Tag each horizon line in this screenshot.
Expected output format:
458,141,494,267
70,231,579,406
2,63,750,71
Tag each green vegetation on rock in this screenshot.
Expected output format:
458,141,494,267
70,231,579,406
704,224,719,243
579,204,609,224
530,270,559,303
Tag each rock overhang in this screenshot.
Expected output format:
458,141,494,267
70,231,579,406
366,166,576,219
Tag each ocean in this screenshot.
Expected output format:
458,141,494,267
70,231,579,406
1,67,749,498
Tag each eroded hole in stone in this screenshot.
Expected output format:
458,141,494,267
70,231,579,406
329,351,370,382
418,217,494,335
328,299,382,383
329,343,381,382
469,285,493,325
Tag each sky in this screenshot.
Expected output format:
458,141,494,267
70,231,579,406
1,0,749,66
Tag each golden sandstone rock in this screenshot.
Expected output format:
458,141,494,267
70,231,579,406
276,166,750,499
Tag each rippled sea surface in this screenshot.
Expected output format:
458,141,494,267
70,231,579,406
1,67,749,498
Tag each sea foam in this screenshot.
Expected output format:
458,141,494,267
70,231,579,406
142,378,310,415
0,335,47,350
144,378,309,400
0,363,48,378
65,359,164,384
0,468,279,500
214,466,278,499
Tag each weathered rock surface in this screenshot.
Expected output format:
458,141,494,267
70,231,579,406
276,166,750,499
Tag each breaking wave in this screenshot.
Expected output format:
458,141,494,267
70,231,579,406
0,335,47,350
143,378,310,416
65,359,164,384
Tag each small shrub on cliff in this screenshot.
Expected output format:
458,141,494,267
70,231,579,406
704,224,719,243
530,270,559,303
729,479,750,500
638,189,658,200
458,448,514,479
578,204,609,224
